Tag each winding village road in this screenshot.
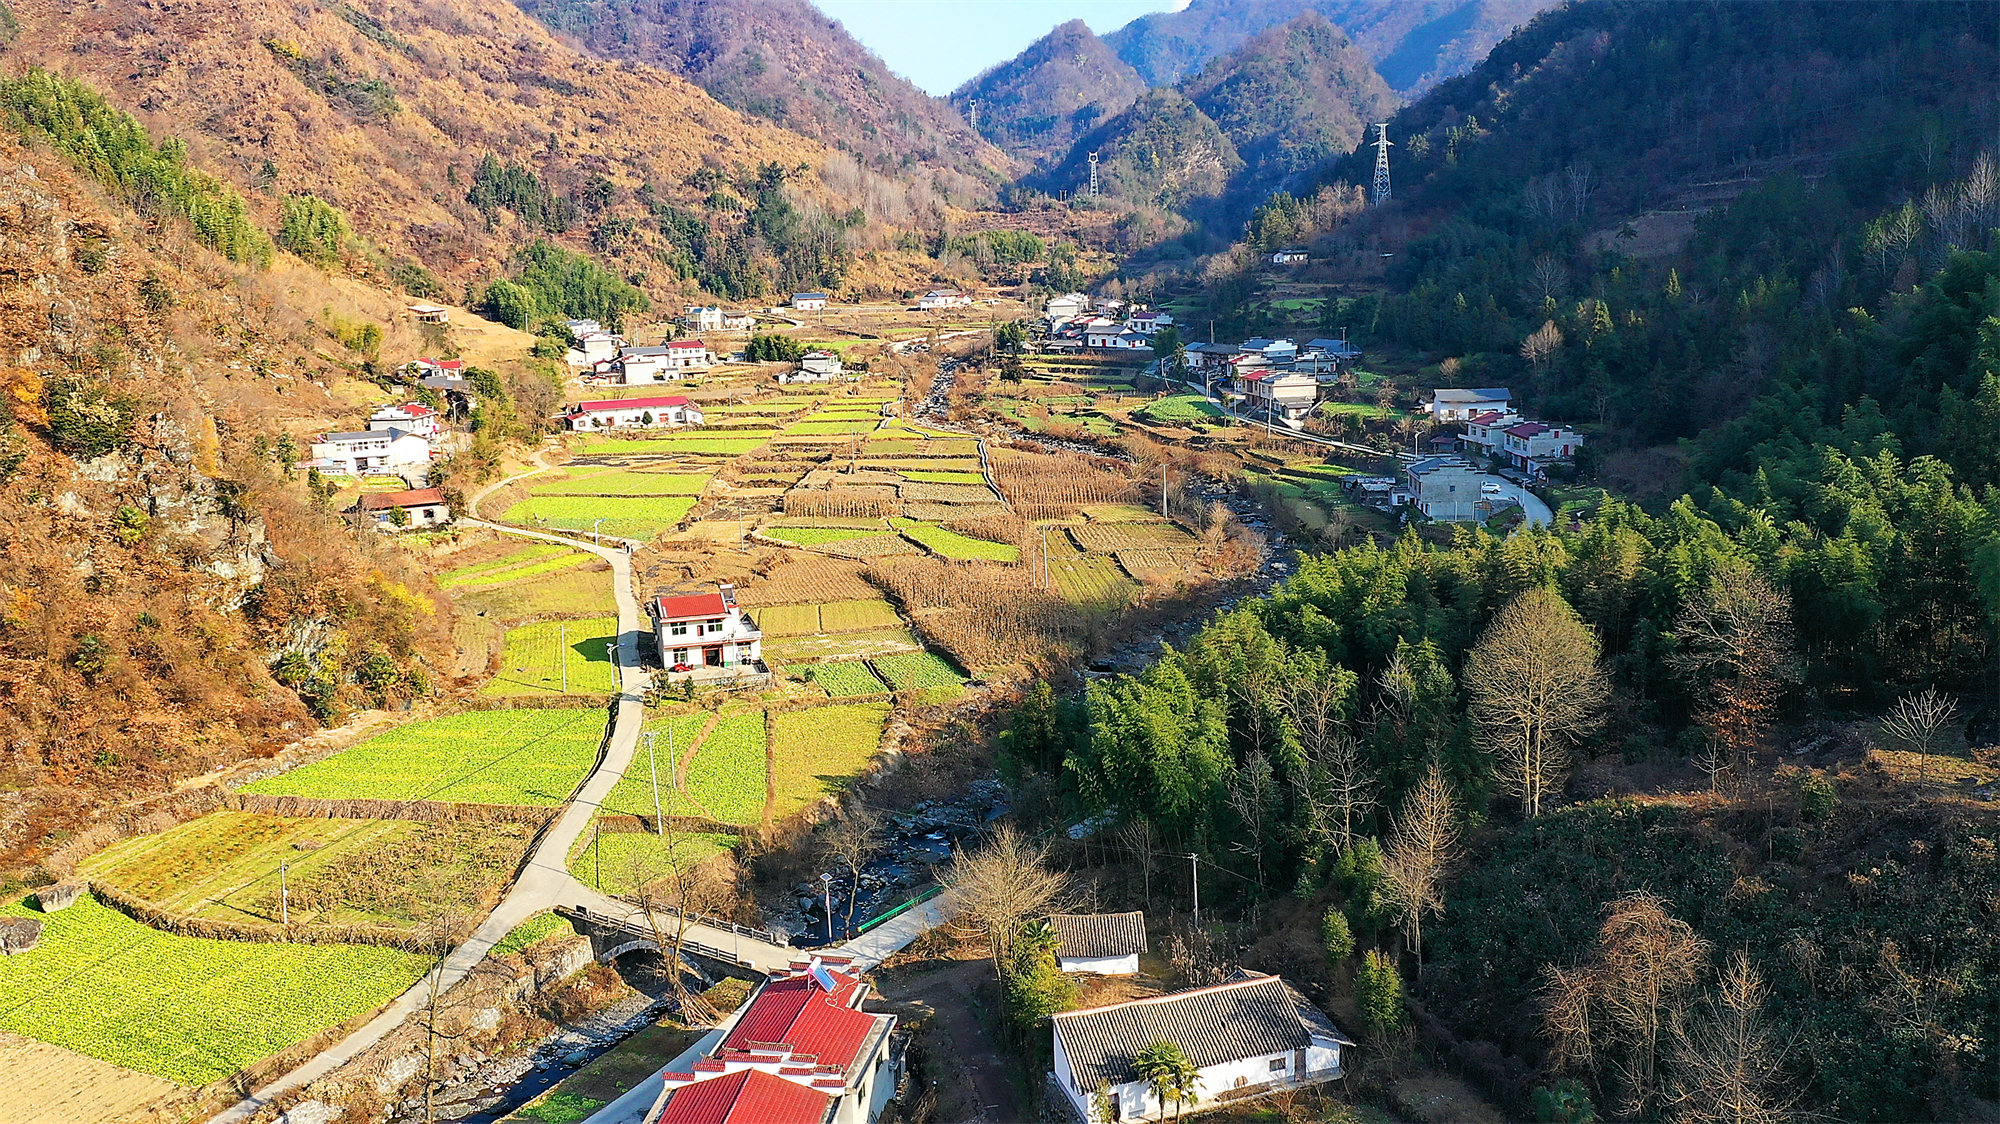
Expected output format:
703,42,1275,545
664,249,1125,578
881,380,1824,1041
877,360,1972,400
210,450,947,1124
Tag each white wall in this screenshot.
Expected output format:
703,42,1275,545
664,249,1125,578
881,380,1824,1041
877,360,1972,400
1059,953,1140,976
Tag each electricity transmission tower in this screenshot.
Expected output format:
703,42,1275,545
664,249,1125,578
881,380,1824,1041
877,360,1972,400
1088,150,1100,197
1370,123,1392,206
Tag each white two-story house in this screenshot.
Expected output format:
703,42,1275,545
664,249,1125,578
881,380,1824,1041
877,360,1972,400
563,395,704,431
306,428,432,483
1501,421,1585,475
1050,973,1350,1122
654,585,762,674
367,402,440,441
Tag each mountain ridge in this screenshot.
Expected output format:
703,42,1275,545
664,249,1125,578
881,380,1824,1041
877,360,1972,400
948,20,1148,167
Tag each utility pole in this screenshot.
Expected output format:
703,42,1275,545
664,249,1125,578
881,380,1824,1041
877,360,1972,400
1188,853,1200,927
1371,123,1393,207
646,731,663,836
279,861,289,927
593,822,601,890
560,621,568,694
1160,465,1168,520
821,872,835,941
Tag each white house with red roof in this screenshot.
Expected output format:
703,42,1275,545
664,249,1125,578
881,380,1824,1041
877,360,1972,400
1125,308,1173,336
1459,409,1524,457
619,341,715,382
648,958,898,1124
1500,420,1584,474
917,288,972,310
564,396,705,432
653,584,762,674
367,402,440,441
1427,387,1513,423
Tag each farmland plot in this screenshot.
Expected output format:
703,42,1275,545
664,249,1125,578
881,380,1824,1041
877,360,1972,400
599,712,711,820
438,543,571,586
764,627,923,664
1068,522,1200,551
77,813,527,931
240,709,603,806
734,561,882,606
482,616,620,696
892,519,1020,562
441,552,593,590
803,660,888,697
1051,555,1140,607
819,598,903,632
898,470,986,484
532,471,710,496
568,831,736,898
761,526,893,546
769,703,891,818
683,713,768,826
870,652,963,692
0,895,428,1085
501,495,698,539
753,603,822,637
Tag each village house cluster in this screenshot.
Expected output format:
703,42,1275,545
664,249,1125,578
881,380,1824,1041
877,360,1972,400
1423,387,1584,479
299,357,471,530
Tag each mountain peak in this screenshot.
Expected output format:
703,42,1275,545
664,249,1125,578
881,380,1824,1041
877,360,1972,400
950,17,1148,165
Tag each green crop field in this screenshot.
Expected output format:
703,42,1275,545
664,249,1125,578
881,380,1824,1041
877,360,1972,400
568,831,736,897
240,709,604,806
684,713,767,826
870,652,963,692
452,565,614,620
898,470,985,484
76,812,528,931
483,617,620,696
803,660,887,697
1052,555,1140,607
769,703,890,818
599,712,710,820
819,598,902,631
755,603,822,637
502,495,699,539
763,627,922,663
494,912,572,955
892,519,1019,562
439,543,571,585
785,420,879,436
0,894,428,1085
1317,400,1397,419
1138,393,1225,423
568,436,767,456
533,471,710,496
442,552,593,590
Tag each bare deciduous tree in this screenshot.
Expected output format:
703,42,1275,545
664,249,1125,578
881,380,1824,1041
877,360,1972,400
1379,762,1460,973
1118,819,1160,909
1466,587,1610,817
1671,565,1797,761
1227,750,1277,889
820,803,885,931
1879,687,1961,790
1665,951,1797,1124
940,824,1072,981
1543,892,1712,1118
623,837,735,1023
1285,672,1372,852
1520,320,1565,376
1522,254,1570,307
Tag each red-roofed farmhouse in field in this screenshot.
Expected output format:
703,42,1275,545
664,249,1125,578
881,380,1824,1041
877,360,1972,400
647,958,898,1124
563,395,705,432
653,584,763,678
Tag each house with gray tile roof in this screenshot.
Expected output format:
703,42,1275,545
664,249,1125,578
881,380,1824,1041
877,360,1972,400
1049,912,1147,975
1049,973,1350,1121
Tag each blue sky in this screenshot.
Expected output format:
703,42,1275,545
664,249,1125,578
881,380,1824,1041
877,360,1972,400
811,0,1187,96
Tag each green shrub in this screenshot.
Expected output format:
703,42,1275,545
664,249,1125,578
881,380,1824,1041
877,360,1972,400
1354,949,1406,1036
746,333,807,362
276,193,348,266
1798,771,1837,823
43,375,136,459
1320,905,1353,966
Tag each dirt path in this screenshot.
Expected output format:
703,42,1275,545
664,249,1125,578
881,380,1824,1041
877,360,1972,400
872,957,1021,1124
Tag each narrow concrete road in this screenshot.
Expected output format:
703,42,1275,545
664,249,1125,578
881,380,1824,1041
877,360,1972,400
209,467,648,1123
1488,477,1555,527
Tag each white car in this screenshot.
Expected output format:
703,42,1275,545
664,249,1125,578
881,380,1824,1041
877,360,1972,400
1480,481,1506,496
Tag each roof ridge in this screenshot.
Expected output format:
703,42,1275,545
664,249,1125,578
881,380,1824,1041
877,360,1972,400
1051,973,1275,1019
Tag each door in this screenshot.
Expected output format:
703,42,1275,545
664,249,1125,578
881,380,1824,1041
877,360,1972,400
703,646,722,667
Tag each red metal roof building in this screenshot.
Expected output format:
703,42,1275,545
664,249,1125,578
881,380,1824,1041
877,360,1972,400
654,1068,835,1124
650,960,898,1124
653,585,763,677
563,395,704,432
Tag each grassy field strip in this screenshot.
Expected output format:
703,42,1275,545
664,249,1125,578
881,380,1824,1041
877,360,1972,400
897,470,986,484
78,814,410,920
438,543,570,584
481,617,620,696
567,437,768,456
501,495,699,539
1051,554,1140,606
891,518,1020,562
452,566,616,619
685,713,768,826
440,552,592,590
531,471,711,496
869,652,964,692
769,704,890,819
567,832,735,899
762,527,899,547
818,598,903,632
240,709,605,806
0,894,429,1085
755,603,821,637
599,712,713,821
802,660,889,697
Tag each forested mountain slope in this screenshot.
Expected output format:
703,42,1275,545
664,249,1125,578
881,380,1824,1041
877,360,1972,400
949,20,1148,167
1183,13,1398,201
1106,0,1557,94
511,0,1012,187
0,110,466,876
1033,89,1241,215
0,0,821,295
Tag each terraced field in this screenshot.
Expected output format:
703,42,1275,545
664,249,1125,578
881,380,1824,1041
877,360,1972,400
568,831,737,898
240,709,604,806
682,713,768,826
0,894,429,1085
482,617,620,696
769,703,891,818
501,495,699,539
1051,554,1141,606
891,518,1019,562
803,660,888,697
871,652,963,692
532,470,710,496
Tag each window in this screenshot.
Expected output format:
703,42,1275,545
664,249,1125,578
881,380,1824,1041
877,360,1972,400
1270,1058,1288,1073
673,649,689,664
671,622,688,637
